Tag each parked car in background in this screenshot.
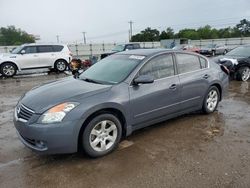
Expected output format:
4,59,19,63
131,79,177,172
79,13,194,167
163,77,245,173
213,44,250,81
14,49,228,158
200,44,229,56
0,43,72,77
172,44,200,53
100,43,141,59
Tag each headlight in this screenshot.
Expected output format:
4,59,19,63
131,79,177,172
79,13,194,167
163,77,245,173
39,102,79,124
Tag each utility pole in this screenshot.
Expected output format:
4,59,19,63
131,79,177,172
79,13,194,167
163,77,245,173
56,35,60,43
128,20,133,42
82,32,86,44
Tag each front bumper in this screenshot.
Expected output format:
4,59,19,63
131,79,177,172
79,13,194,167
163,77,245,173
14,109,82,154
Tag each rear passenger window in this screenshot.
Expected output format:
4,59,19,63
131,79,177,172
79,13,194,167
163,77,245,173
199,57,207,69
53,45,64,52
139,54,175,79
176,54,201,74
38,46,53,53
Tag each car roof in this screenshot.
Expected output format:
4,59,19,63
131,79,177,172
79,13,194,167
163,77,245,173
22,43,66,46
117,48,173,56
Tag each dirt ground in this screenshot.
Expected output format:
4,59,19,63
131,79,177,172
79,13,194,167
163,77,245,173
0,73,249,188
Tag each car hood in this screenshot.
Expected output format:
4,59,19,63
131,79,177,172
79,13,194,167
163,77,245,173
20,77,112,113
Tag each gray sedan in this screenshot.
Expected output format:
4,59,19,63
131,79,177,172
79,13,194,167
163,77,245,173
14,49,229,157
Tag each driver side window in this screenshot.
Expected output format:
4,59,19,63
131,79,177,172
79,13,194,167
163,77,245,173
139,54,175,80
23,46,37,54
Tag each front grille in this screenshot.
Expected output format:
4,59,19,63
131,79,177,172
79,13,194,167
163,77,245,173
17,104,35,122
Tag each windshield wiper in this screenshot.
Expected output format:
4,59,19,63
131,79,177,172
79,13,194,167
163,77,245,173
82,78,101,84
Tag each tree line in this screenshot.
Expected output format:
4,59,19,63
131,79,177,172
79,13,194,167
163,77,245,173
0,26,35,45
131,19,250,42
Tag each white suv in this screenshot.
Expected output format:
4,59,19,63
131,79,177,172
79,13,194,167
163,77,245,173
0,43,73,77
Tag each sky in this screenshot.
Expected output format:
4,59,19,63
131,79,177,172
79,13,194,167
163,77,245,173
0,0,250,44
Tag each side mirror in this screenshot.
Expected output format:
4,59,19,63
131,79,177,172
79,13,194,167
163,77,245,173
133,75,154,85
20,50,26,54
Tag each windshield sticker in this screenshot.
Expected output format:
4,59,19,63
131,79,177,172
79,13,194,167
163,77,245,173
129,55,145,60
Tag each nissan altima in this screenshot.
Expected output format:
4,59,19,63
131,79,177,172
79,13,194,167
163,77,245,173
14,49,229,157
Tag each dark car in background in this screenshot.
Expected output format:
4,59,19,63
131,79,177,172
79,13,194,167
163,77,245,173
14,49,228,158
200,44,229,56
100,43,141,59
214,45,250,81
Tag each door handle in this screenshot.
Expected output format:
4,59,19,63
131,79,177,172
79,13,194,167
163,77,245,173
203,74,209,79
169,84,177,90
33,55,38,57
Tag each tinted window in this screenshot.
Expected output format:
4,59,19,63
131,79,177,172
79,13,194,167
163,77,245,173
23,46,37,54
38,46,53,53
133,44,140,49
53,45,64,52
176,54,201,74
140,54,175,79
199,57,207,69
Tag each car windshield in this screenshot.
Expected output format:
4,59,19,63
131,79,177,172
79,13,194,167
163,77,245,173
226,46,250,57
80,54,144,85
11,45,24,54
112,45,125,52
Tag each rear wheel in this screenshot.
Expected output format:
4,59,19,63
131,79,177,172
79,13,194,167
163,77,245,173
202,86,220,114
54,60,67,72
0,62,17,77
236,66,250,81
81,114,122,158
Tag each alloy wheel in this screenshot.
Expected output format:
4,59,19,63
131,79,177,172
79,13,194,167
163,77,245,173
3,64,15,76
206,89,218,112
89,120,118,152
241,67,250,81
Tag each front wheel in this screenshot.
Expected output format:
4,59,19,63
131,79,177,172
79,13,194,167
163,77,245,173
81,114,122,158
54,60,67,72
236,66,250,81
0,62,17,77
202,86,220,114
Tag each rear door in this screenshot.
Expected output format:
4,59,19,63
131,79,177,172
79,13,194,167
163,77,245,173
175,53,210,110
129,53,181,125
37,45,56,68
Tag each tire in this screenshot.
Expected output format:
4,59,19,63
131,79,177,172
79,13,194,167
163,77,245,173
202,86,220,114
81,113,122,158
54,60,67,72
236,66,250,81
0,62,17,77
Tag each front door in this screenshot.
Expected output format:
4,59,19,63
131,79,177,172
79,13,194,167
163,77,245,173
17,46,40,69
129,53,181,125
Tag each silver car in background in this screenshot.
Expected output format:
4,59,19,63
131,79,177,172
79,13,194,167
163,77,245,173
14,49,229,157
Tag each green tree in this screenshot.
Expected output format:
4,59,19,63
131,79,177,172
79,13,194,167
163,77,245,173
235,19,250,36
177,29,200,40
0,26,35,45
160,27,175,40
131,27,160,42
